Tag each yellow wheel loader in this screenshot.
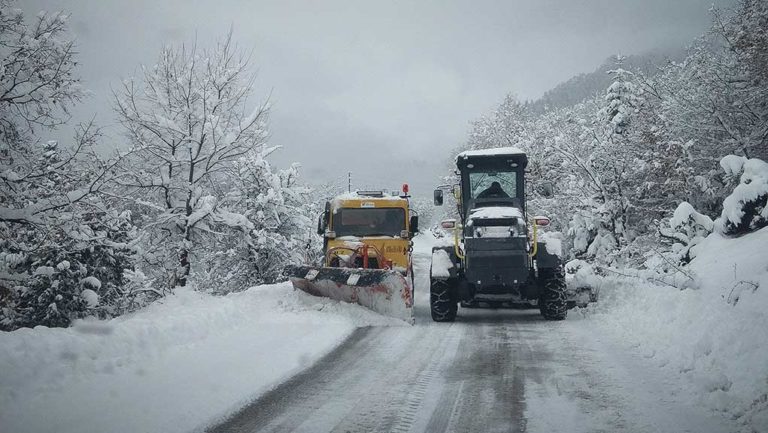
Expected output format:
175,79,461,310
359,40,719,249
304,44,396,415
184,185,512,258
286,188,418,323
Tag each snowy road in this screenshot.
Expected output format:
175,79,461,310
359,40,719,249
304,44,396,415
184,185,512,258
208,240,737,433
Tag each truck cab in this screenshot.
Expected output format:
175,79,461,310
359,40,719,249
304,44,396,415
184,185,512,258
318,191,418,272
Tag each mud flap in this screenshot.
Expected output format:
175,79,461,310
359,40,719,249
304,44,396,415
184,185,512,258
286,265,414,324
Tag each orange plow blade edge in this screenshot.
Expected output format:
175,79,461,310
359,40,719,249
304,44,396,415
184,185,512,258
286,265,414,324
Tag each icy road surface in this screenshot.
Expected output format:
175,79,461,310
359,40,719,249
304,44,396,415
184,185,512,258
208,239,736,433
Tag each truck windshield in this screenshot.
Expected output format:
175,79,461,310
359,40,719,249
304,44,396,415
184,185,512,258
469,171,517,199
333,208,406,237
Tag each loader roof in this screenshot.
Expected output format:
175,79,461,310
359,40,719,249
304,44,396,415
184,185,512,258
456,146,526,160
456,146,528,170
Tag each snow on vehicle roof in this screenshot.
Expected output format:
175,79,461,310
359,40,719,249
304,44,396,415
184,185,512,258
333,191,404,201
469,206,524,219
456,147,526,159
330,191,408,211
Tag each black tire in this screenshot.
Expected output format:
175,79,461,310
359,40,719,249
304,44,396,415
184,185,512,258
539,267,567,320
430,278,457,322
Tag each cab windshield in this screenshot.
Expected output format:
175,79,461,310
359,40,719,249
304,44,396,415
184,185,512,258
333,208,405,237
469,170,517,199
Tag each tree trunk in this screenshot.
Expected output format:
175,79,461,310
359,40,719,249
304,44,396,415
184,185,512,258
178,248,189,287
177,189,194,287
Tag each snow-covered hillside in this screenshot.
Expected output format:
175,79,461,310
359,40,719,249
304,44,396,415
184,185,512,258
0,284,404,433
587,226,768,430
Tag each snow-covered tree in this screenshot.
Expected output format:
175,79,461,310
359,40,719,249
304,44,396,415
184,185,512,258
0,1,101,225
726,1,768,87
114,34,314,292
0,1,133,330
602,60,642,135
0,1,82,142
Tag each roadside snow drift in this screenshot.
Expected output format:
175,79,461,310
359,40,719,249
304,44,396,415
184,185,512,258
0,283,404,433
587,226,768,430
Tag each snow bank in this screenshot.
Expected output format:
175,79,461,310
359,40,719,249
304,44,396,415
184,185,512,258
586,227,768,431
0,283,404,433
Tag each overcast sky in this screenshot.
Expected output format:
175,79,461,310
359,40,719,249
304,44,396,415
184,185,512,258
22,0,734,196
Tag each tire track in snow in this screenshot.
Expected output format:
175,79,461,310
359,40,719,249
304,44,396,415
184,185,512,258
427,313,535,433
388,324,462,433
206,326,377,433
207,323,459,433
206,236,739,433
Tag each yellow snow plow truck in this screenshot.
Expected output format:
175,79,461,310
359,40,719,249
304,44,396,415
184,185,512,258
286,188,418,323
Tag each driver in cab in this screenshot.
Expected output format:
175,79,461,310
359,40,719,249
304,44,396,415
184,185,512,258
477,181,510,199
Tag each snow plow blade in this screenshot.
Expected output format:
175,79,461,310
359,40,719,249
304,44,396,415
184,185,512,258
286,265,414,323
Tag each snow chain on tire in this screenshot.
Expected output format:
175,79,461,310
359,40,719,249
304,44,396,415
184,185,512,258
430,278,457,322
539,267,567,321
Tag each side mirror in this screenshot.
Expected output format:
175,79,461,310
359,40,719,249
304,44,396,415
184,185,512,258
410,215,419,234
316,211,328,235
433,189,444,206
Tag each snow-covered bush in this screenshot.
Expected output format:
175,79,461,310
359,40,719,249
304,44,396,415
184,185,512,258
197,150,315,293
716,155,768,235
568,211,598,257
659,201,714,264
564,259,603,292
0,209,136,330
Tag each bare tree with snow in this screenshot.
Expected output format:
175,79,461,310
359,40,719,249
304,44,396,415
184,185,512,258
114,34,270,288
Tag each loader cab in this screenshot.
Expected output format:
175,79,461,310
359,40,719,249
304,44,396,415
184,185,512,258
455,148,528,218
427,147,575,323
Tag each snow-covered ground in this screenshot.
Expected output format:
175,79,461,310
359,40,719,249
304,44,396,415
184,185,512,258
0,284,404,433
584,226,768,430
2,230,765,433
